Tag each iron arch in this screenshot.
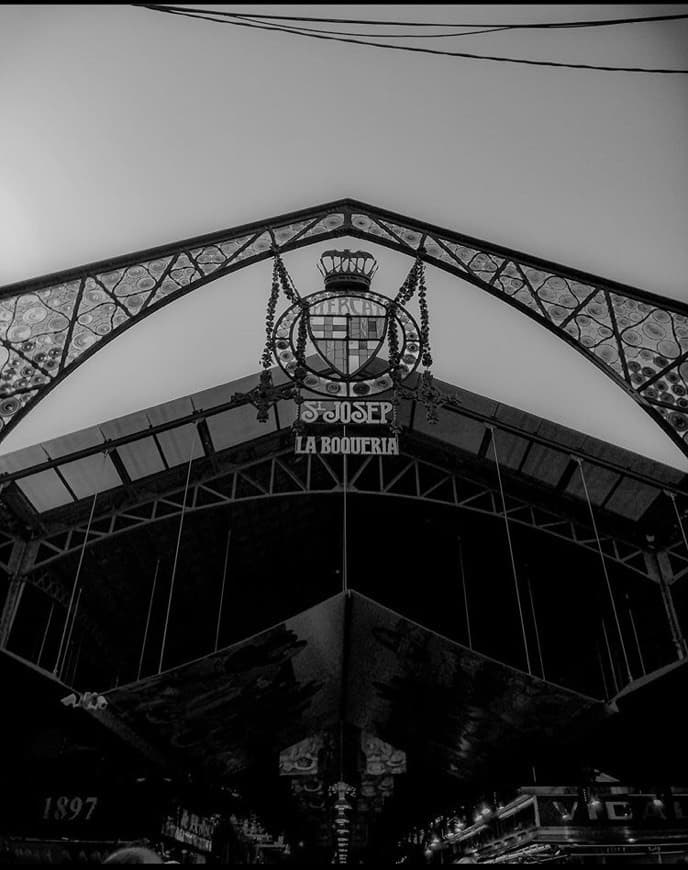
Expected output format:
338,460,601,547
25,448,652,580
1,199,687,455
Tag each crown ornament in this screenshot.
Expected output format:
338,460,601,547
317,249,378,292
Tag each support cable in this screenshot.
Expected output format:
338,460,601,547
626,594,647,677
158,430,197,673
457,536,472,649
490,426,531,675
37,601,55,669
54,451,108,678
576,457,632,685
215,528,231,652
61,587,83,684
138,559,160,680
596,644,610,700
669,492,688,554
601,618,619,695
526,571,546,680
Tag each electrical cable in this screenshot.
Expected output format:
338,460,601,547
138,5,688,74
229,17,513,38
139,5,688,31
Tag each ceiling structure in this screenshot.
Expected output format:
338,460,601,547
2,366,688,689
2,200,688,461
3,365,688,858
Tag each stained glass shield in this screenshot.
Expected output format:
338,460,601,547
307,296,388,377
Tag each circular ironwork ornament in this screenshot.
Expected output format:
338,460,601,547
273,289,421,398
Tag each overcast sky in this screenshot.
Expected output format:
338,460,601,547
1,4,687,468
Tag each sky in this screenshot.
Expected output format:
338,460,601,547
1,4,687,468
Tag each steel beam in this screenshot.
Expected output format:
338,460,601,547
22,448,653,581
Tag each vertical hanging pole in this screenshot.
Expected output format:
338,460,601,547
644,544,688,661
138,559,160,681
526,571,546,680
159,429,197,674
69,639,83,686
54,452,107,676
490,426,531,675
576,457,632,685
37,601,55,669
457,537,472,649
215,528,232,652
601,618,619,695
596,644,610,699
60,587,83,683
626,594,647,677
342,426,348,595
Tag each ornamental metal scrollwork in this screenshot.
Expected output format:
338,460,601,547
1,200,686,456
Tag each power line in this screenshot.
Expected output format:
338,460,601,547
229,17,514,39
138,5,688,31
138,5,688,74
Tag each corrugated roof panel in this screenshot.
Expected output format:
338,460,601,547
494,404,542,434
17,469,73,512
156,424,205,467
535,420,586,453
58,453,122,500
43,426,104,459
451,387,499,418
191,383,233,412
605,478,660,521
100,411,152,440
146,397,195,427
565,465,621,507
521,444,570,486
0,444,49,476
116,437,167,480
206,404,277,452
413,408,485,453
276,400,297,430
491,431,531,470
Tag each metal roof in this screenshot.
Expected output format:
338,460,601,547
0,362,684,533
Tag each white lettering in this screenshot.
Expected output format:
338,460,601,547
351,402,368,424
298,400,393,425
379,401,393,422
294,434,401,456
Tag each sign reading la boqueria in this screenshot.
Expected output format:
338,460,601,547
295,400,398,455
248,248,443,454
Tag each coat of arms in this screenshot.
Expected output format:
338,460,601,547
273,250,422,398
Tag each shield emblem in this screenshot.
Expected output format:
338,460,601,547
307,301,388,377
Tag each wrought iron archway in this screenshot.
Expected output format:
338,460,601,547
5,445,655,580
1,200,688,455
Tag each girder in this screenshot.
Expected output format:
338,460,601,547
0,200,687,456
22,446,653,579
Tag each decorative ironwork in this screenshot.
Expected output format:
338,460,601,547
270,250,422,401
1,200,685,454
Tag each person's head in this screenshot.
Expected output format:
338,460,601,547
103,847,163,864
